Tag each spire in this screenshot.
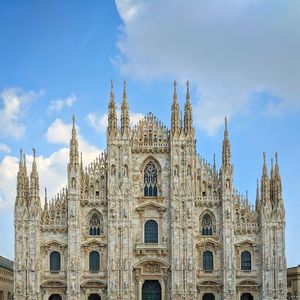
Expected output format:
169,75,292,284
270,158,275,206
30,147,40,205
184,80,193,134
274,152,283,209
16,149,24,207
222,117,231,168
255,179,260,212
121,80,130,134
108,80,117,134
44,188,48,210
261,152,270,205
171,81,181,134
69,114,79,165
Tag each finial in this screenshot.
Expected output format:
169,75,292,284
275,152,278,164
72,114,75,126
173,80,177,99
186,80,190,100
123,80,127,98
32,147,36,159
263,152,266,163
225,117,228,129
110,80,114,91
20,148,23,162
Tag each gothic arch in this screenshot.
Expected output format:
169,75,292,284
87,209,103,236
199,210,216,235
140,156,162,197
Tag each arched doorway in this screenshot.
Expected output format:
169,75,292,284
241,293,253,300
142,280,161,300
88,294,101,300
203,293,215,300
49,295,62,300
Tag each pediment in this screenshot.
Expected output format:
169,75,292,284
41,239,67,249
135,202,167,213
197,238,220,248
237,279,260,286
133,258,170,269
81,239,106,248
198,280,222,287
235,239,258,247
80,279,106,288
41,280,66,288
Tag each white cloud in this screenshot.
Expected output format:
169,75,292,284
86,109,144,133
48,95,76,113
46,119,72,144
115,0,300,134
0,120,102,210
0,143,11,154
0,87,43,138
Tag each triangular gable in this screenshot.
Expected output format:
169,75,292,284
81,239,106,248
135,201,166,213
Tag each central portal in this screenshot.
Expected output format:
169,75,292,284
142,280,161,300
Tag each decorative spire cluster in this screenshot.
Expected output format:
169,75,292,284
171,80,194,136
15,148,40,211
258,152,284,217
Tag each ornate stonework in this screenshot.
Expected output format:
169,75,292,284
14,81,287,300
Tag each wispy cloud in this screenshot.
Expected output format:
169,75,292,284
0,87,43,138
48,95,76,113
0,143,11,154
115,0,300,134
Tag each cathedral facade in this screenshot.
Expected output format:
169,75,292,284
14,82,286,300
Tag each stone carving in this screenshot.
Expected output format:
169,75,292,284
144,263,160,273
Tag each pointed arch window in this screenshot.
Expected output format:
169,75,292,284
89,212,102,235
50,251,61,272
144,162,158,197
202,213,213,235
144,220,158,243
203,250,213,271
241,251,251,270
89,251,100,272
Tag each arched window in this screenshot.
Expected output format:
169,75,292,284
202,214,213,235
144,162,158,197
89,251,100,272
50,251,61,272
203,251,213,271
89,212,102,235
144,220,158,243
241,251,251,270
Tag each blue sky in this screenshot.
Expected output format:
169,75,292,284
0,0,299,267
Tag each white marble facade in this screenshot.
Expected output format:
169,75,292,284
14,82,287,300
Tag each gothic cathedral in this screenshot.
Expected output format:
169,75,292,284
14,81,287,300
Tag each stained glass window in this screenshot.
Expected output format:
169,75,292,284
89,213,102,235
144,162,158,197
202,214,213,235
